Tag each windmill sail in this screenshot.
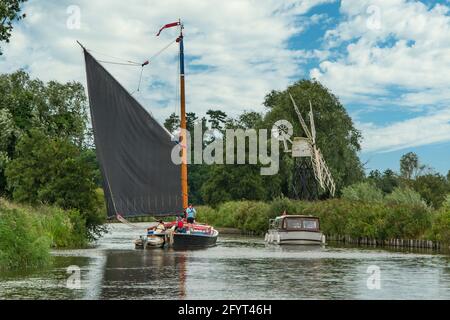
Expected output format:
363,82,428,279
83,49,182,218
289,93,336,197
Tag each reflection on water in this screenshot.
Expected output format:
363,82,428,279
1,223,449,299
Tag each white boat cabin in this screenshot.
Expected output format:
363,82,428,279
265,215,325,245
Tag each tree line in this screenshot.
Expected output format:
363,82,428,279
165,79,365,206
0,71,104,239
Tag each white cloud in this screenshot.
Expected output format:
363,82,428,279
0,0,332,123
311,0,450,108
308,0,450,154
358,109,450,153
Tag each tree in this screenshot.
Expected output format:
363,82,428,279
368,169,399,194
262,79,364,195
368,169,381,180
0,0,27,55
341,182,384,203
186,112,198,132
163,112,180,133
385,187,428,209
206,109,227,131
226,111,263,129
163,112,204,133
410,174,449,209
429,195,450,243
5,130,104,238
0,71,89,194
201,165,266,207
400,152,418,179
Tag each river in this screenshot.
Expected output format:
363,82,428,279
1,223,449,300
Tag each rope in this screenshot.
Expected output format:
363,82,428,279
88,37,176,67
131,66,145,95
131,38,177,95
87,49,141,65
97,60,141,66
116,214,149,230
147,38,177,62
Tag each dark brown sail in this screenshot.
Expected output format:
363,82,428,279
83,49,182,218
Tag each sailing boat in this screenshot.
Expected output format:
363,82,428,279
80,20,218,249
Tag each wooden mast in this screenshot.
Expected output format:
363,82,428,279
178,20,188,209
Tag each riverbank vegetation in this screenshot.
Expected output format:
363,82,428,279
0,70,106,270
0,199,89,270
0,72,106,239
197,194,450,244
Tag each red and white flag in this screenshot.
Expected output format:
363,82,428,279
156,22,180,36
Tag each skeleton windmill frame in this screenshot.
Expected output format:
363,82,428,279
289,94,336,197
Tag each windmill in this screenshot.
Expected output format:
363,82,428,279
288,94,336,197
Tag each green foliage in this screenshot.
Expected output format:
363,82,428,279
427,196,450,243
341,182,384,203
200,165,266,207
0,199,90,270
163,112,180,133
198,199,310,234
229,111,263,129
410,174,449,209
0,71,89,195
188,164,210,205
400,152,419,179
0,204,50,270
5,130,104,239
368,169,399,194
198,198,439,241
442,194,450,209
38,206,87,248
206,109,227,131
197,201,270,234
385,187,428,209
0,0,27,55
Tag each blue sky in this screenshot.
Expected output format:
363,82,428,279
1,0,449,175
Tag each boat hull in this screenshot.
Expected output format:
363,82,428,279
265,230,325,245
136,229,219,249
171,230,219,248
134,235,165,249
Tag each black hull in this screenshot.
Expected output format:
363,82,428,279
172,232,218,249
150,230,219,249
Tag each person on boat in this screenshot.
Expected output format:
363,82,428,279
154,220,166,234
186,204,196,224
175,219,186,233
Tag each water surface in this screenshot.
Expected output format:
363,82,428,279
1,223,449,299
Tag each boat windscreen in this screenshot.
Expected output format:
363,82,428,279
285,218,303,229
302,219,319,230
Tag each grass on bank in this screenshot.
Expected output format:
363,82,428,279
0,198,89,270
196,197,450,244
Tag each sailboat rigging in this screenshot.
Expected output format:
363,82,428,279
79,20,218,248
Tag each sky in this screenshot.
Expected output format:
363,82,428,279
1,0,449,175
